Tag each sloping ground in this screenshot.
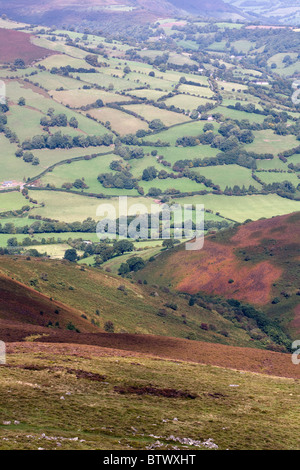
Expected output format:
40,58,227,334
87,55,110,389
140,212,300,335
2,342,300,450
2,331,300,379
0,0,244,28
0,272,95,333
0,258,299,379
176,244,282,304
142,212,300,304
0,256,272,347
0,29,55,64
1,272,298,378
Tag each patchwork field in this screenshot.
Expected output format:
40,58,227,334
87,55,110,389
86,107,148,134
164,94,215,111
0,11,300,452
195,165,262,190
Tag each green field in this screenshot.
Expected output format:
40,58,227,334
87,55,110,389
76,72,141,91
245,130,299,155
195,165,262,190
0,191,27,212
267,53,299,77
51,89,132,108
7,105,45,141
178,84,215,98
140,177,209,194
256,171,300,186
27,191,155,222
145,121,220,145
31,70,83,91
174,193,300,222
213,106,267,123
0,136,39,182
31,146,113,171
123,103,191,126
125,89,168,101
164,94,215,112
256,157,289,170
87,108,148,135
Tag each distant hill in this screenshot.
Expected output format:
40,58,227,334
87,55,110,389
224,0,300,25
168,0,243,18
0,0,245,28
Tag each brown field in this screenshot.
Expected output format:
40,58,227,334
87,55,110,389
0,29,55,64
230,212,300,247
176,212,300,303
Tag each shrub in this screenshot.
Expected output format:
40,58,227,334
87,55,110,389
220,330,229,337
164,302,177,311
104,321,115,333
157,309,167,317
66,321,80,333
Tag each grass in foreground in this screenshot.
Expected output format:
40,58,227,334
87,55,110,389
0,343,300,450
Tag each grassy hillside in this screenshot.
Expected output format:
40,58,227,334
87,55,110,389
0,255,281,349
1,341,300,450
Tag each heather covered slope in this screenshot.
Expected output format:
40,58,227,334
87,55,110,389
0,252,292,350
0,29,54,64
0,270,97,335
0,257,299,379
140,212,300,336
168,0,242,17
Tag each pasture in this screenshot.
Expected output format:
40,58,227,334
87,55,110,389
145,120,220,145
195,165,262,191
245,130,299,155
164,94,215,111
51,89,132,108
123,103,191,126
27,191,155,222
87,108,148,135
174,193,300,222
0,191,27,212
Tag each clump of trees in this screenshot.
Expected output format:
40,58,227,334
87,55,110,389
118,256,145,275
